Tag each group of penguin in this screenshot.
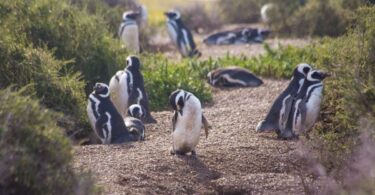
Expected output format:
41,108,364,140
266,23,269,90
86,55,210,155
88,5,329,155
87,53,328,155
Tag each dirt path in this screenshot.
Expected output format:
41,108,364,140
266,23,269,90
73,37,312,194
74,79,309,194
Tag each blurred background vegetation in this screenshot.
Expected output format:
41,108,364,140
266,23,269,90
0,0,374,193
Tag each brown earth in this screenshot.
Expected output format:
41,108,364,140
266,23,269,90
73,36,314,194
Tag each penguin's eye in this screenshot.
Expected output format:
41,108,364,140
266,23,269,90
303,67,310,74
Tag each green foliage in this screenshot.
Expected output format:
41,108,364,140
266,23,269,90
266,0,368,37
303,6,375,175
0,88,97,195
141,54,212,110
0,0,125,93
217,0,260,23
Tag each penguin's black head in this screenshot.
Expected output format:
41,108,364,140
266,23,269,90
259,29,271,37
93,82,110,98
169,89,185,114
307,70,331,82
122,11,139,21
126,55,141,71
164,10,181,20
294,63,313,79
128,104,145,119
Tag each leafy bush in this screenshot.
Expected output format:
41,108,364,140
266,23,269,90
266,0,369,37
178,3,222,33
0,88,97,195
217,0,260,23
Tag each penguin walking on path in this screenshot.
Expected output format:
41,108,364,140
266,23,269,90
125,104,146,141
256,63,312,137
164,10,201,58
284,69,330,138
169,89,210,156
109,56,156,124
86,83,139,144
119,11,140,53
207,67,263,88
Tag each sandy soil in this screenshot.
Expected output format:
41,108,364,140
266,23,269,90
74,79,311,194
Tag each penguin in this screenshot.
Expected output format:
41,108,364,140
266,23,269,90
256,63,312,137
169,89,210,156
203,31,237,46
109,66,133,119
119,11,140,53
164,10,201,58
86,83,138,144
207,67,263,88
284,70,330,138
124,104,146,141
125,55,157,123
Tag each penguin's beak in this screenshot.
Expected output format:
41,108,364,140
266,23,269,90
318,71,331,80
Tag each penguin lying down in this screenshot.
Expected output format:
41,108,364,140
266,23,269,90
203,27,271,46
207,67,263,88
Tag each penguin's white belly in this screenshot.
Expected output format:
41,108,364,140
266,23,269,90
167,22,178,45
121,25,139,53
304,87,323,131
172,101,202,152
109,71,129,118
86,101,96,130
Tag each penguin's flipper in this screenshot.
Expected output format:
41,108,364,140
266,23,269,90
279,95,294,130
202,114,210,138
172,111,178,133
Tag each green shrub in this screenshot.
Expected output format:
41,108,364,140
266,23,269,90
0,88,97,195
217,0,260,23
178,3,222,33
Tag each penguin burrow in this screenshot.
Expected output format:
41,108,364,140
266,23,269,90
169,89,210,156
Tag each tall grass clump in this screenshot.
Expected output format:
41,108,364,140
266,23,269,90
217,0,260,23
0,88,97,195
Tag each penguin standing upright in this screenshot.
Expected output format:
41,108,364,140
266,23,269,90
164,10,201,58
169,89,210,155
125,104,146,141
86,83,138,144
256,63,312,137
109,66,133,118
119,11,140,53
284,70,329,138
110,56,156,124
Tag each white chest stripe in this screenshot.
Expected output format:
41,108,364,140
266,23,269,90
105,112,112,144
181,29,191,51
221,74,248,86
279,94,291,129
297,79,304,94
126,70,133,89
89,94,100,117
137,88,143,105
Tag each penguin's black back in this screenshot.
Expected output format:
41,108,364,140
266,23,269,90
214,68,263,87
90,94,133,143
